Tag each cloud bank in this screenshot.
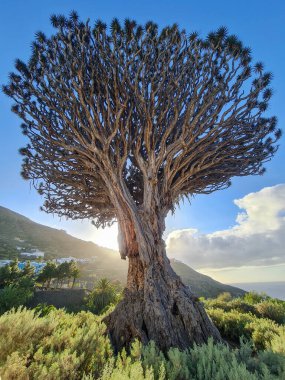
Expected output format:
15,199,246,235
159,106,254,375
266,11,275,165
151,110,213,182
166,184,285,269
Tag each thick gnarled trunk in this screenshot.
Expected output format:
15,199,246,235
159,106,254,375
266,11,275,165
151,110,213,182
104,216,221,352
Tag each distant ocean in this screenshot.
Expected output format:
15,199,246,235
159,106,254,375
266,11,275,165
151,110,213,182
229,282,285,300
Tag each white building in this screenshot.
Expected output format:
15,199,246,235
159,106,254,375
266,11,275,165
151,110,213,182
20,249,45,258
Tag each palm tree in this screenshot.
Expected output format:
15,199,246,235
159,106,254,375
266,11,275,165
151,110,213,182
87,278,120,314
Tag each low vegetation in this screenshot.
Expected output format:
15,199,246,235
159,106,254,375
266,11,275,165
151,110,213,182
0,283,284,379
203,291,285,352
0,306,284,379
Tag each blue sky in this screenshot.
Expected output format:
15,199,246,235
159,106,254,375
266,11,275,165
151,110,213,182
0,0,284,283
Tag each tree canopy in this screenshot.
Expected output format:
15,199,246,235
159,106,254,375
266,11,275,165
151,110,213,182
3,12,281,229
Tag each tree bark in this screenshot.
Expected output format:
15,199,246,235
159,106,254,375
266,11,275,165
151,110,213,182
104,216,221,352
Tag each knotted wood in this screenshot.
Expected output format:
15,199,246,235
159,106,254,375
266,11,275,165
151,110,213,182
105,219,221,352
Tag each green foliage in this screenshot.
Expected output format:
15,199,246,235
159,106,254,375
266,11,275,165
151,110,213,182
216,292,232,302
22,260,35,277
0,259,35,289
243,291,269,305
0,307,112,379
229,299,257,314
269,326,285,355
36,260,80,289
141,340,167,378
0,260,35,314
188,338,257,380
235,338,285,379
204,297,256,315
246,318,281,351
207,308,254,342
0,285,33,314
207,306,285,351
86,278,122,314
101,338,285,379
36,261,57,288
0,304,285,380
256,300,285,324
0,259,21,287
33,303,57,316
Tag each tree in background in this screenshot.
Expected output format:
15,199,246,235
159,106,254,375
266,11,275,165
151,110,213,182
37,261,80,289
7,259,21,285
22,261,35,278
69,261,80,288
4,13,280,350
56,262,71,288
0,261,35,313
0,260,34,288
0,265,12,288
37,261,57,289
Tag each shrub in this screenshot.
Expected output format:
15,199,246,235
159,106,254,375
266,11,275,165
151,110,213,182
216,292,232,302
235,338,285,379
228,299,256,315
33,303,57,316
0,285,33,314
204,299,232,312
1,295,285,380
268,326,285,355
243,291,269,305
246,318,281,351
188,338,258,380
0,307,112,379
207,308,254,343
255,301,285,324
207,305,285,351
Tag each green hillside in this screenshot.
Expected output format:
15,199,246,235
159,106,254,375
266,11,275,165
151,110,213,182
0,205,116,260
0,205,245,298
171,261,245,298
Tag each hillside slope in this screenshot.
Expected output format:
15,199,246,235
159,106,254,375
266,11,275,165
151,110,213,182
0,205,116,259
0,205,245,298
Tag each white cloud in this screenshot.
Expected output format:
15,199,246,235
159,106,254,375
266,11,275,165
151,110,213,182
166,184,285,269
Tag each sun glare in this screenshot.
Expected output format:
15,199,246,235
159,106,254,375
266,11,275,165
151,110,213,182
91,224,119,251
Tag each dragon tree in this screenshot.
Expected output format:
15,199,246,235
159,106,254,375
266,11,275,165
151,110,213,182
3,12,280,351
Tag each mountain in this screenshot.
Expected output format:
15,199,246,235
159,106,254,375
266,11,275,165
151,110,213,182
0,205,245,298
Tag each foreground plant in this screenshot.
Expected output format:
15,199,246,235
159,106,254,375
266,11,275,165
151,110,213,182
3,12,280,350
1,308,284,380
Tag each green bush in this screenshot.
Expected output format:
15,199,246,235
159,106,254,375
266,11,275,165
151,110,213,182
255,301,285,324
207,307,285,351
243,291,269,305
204,298,256,315
228,299,257,315
33,303,57,316
100,338,285,379
0,285,33,314
1,291,285,380
187,338,258,380
0,307,112,379
0,307,284,380
246,318,281,351
207,308,254,342
269,326,285,355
